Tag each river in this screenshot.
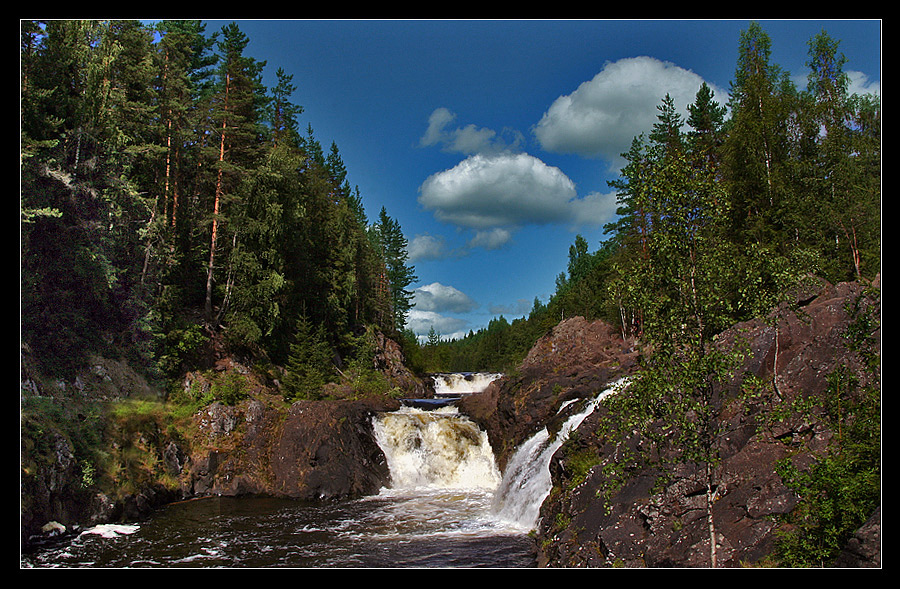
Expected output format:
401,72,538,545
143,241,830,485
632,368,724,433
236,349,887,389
21,374,627,568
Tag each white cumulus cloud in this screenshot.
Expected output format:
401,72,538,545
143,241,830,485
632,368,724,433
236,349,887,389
533,56,728,168
418,152,612,230
413,282,478,314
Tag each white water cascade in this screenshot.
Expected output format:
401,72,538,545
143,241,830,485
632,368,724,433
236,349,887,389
371,374,629,536
431,372,503,397
491,377,630,530
373,406,501,490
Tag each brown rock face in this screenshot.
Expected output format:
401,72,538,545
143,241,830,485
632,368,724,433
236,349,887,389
460,316,638,472
529,278,880,568
185,396,397,501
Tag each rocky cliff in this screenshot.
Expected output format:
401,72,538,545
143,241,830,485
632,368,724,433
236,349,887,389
462,277,880,568
459,316,638,472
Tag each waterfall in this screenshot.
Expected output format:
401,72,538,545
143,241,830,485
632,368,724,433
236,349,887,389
371,374,629,534
491,377,629,530
431,372,503,397
376,372,502,490
372,406,501,490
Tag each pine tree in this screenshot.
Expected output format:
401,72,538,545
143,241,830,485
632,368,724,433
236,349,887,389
220,65,308,358
648,93,685,156
202,21,267,321
282,314,334,401
223,143,303,355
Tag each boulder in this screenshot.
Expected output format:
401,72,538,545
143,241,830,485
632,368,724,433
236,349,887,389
182,395,397,501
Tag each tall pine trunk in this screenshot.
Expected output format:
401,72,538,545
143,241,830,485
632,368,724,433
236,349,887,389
205,72,230,319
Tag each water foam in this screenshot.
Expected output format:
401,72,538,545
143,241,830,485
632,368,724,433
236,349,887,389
431,372,503,396
373,374,629,534
491,377,629,530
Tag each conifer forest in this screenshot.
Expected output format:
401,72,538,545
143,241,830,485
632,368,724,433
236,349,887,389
21,19,880,386
22,20,419,391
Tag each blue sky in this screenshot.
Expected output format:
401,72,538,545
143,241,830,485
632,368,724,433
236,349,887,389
204,19,881,341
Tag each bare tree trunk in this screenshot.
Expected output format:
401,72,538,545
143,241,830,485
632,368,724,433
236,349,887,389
706,461,718,568
140,202,157,286
205,73,230,320
214,231,238,326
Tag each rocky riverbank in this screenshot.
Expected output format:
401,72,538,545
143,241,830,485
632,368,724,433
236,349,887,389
21,277,880,567
20,334,412,549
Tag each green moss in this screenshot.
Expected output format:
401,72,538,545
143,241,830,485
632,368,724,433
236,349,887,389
565,447,602,490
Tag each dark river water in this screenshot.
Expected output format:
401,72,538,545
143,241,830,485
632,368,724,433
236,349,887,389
22,488,536,568
23,374,626,569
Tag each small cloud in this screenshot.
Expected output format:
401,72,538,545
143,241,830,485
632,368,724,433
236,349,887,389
468,227,513,250
418,152,573,229
413,282,478,314
420,107,457,147
488,298,533,317
420,107,524,155
408,233,458,262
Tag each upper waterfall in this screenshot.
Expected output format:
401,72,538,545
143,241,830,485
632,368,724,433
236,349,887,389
431,372,503,397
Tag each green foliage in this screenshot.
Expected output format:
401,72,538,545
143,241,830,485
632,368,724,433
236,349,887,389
563,446,603,491
773,371,880,566
771,291,881,567
211,372,251,406
156,323,209,377
282,315,334,401
21,19,414,389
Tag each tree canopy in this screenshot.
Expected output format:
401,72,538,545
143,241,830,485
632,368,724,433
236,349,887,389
21,20,415,382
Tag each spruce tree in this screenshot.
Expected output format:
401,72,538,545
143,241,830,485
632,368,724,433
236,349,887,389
686,82,727,170
722,21,798,249
374,207,417,332
282,314,334,401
